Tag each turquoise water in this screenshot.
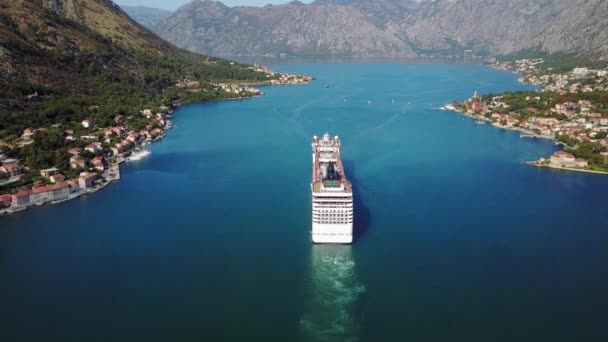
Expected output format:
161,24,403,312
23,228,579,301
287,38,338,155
2,62,608,341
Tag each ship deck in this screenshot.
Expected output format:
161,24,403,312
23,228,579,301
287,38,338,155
312,149,352,193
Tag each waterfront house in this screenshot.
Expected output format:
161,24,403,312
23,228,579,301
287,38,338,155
0,194,12,208
506,117,520,127
78,172,97,189
139,130,151,140
151,128,162,137
114,141,131,154
68,180,80,194
550,151,578,168
30,183,70,204
575,158,589,168
11,189,32,207
539,126,552,136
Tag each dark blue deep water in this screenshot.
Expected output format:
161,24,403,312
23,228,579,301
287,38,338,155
2,62,608,342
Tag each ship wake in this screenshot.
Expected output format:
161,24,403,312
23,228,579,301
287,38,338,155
300,245,365,341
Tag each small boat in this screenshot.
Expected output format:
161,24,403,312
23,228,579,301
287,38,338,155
324,84,331,88
475,120,486,125
126,150,151,162
368,100,372,104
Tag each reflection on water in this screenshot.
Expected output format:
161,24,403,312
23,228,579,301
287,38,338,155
300,245,365,342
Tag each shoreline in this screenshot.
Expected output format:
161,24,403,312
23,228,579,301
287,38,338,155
526,161,608,175
449,107,557,142
445,107,608,176
1,81,311,217
237,80,313,87
1,158,122,216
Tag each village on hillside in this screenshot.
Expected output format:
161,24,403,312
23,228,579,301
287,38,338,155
450,58,608,174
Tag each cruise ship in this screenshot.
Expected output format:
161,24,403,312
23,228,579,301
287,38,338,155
311,133,354,244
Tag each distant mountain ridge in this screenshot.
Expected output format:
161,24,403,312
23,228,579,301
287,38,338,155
156,0,416,57
121,5,172,31
150,0,608,59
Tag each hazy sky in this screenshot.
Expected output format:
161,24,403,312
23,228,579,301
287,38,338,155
114,0,314,11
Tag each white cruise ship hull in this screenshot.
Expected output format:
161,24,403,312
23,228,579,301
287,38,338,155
311,191,354,244
312,223,353,244
310,133,354,244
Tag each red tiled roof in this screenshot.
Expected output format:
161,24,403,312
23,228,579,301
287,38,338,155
1,163,20,171
13,189,33,198
554,151,575,159
50,174,65,181
31,182,69,194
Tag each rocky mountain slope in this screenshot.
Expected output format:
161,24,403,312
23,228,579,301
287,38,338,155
0,0,266,137
153,0,608,59
156,0,416,57
121,5,172,31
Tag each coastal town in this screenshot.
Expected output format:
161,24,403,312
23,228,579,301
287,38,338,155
0,66,313,215
449,58,608,174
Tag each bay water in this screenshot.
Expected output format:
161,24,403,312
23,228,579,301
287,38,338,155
2,62,608,341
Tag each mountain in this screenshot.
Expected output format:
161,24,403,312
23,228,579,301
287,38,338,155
155,0,416,57
120,5,172,31
154,0,608,59
0,0,266,138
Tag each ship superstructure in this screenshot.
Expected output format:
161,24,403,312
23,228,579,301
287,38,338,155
311,133,353,244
